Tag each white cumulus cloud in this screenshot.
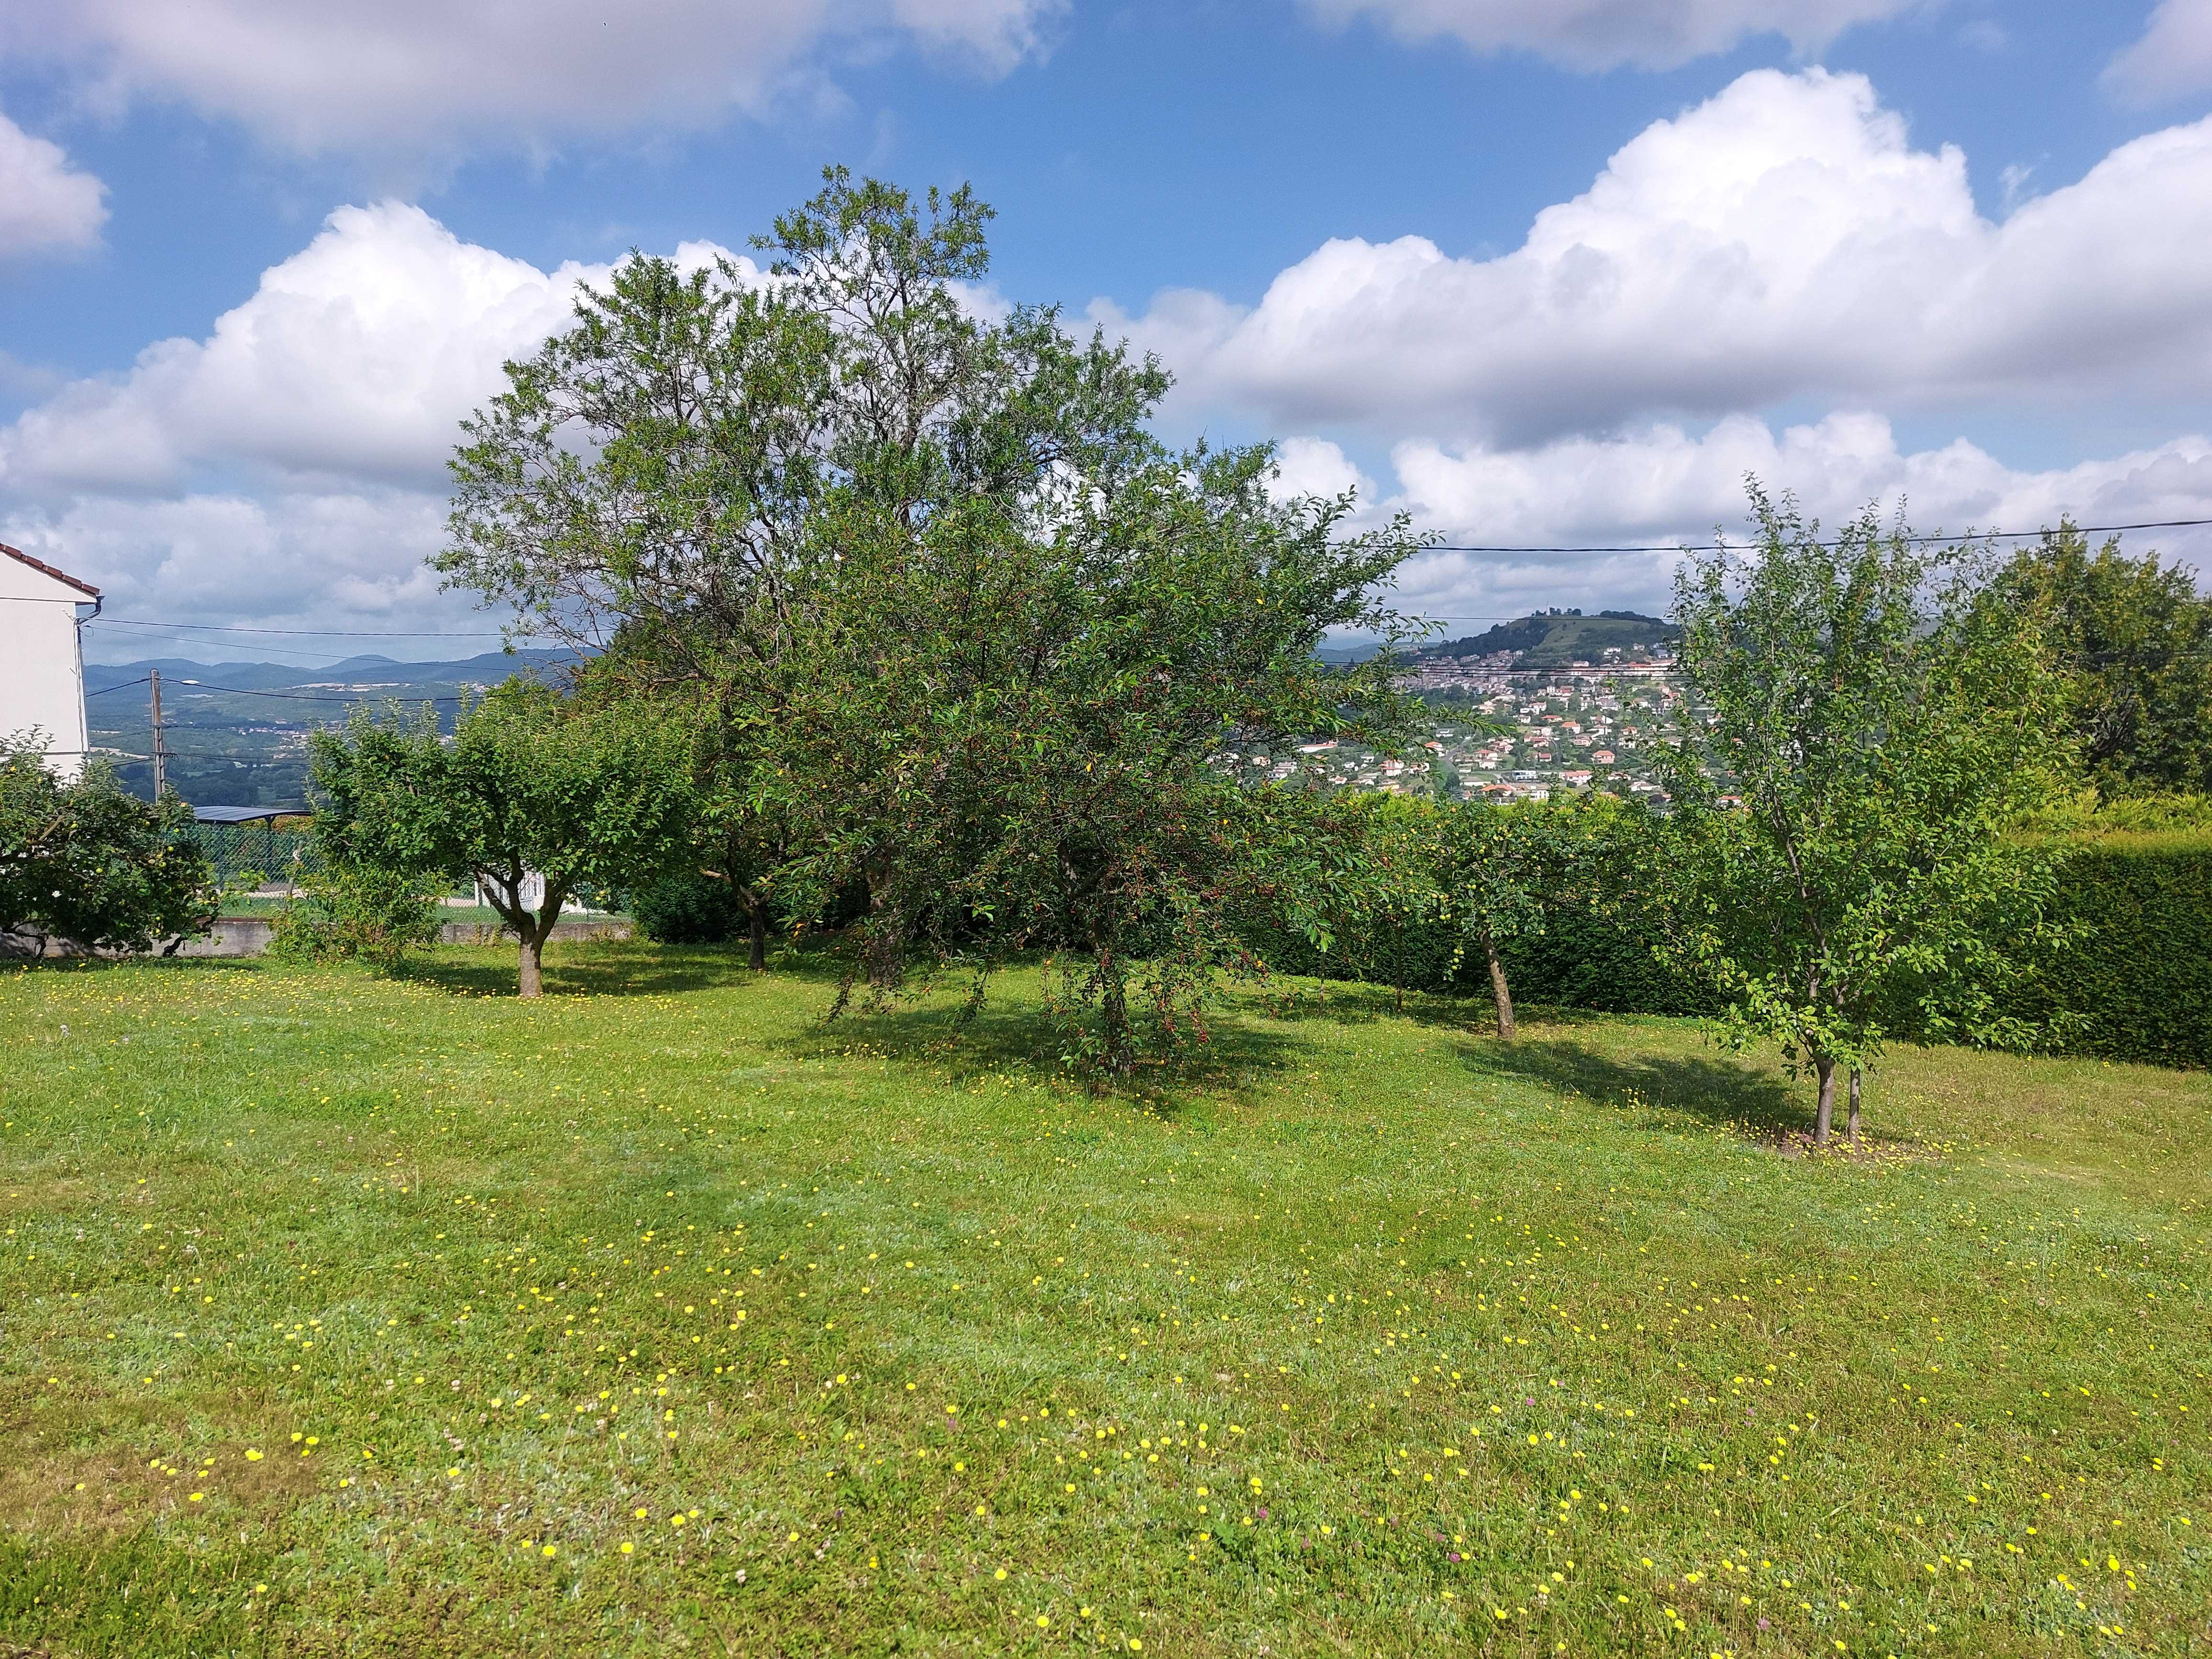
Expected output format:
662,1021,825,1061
1301,0,1916,71
0,106,107,257
1102,68,2212,445
2104,0,2212,104
0,201,747,495
1,0,1060,160
0,204,752,643
3,488,454,637
1284,415,2212,626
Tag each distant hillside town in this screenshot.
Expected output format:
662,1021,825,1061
1222,608,1695,803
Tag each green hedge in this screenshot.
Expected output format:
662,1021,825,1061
2002,831,2212,1069
1239,897,1717,1018
1243,819,2207,1069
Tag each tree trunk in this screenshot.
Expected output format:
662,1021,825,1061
1484,929,1516,1040
515,885,568,1000
745,891,768,972
1392,907,1405,1015
1098,946,1130,1074
1847,1067,1863,1150
1813,1056,1836,1145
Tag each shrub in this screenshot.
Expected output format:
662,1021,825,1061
1997,828,2212,1069
0,743,217,954
267,863,443,971
629,868,748,945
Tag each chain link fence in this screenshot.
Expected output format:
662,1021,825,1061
192,821,321,890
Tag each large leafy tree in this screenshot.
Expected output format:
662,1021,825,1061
0,743,217,955
309,684,687,996
1663,488,2073,1146
440,169,1171,960
774,449,1421,1068
438,169,1425,1062
1990,525,2212,796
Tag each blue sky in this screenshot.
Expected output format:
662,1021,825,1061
3,0,2210,661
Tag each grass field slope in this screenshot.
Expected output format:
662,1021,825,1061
2,945,2206,1657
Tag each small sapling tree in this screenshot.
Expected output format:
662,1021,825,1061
310,683,687,996
1663,487,2073,1145
1433,800,1565,1040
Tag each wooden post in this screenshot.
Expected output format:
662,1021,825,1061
149,670,166,798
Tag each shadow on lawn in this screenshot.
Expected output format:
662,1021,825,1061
1452,1035,1816,1141
785,987,1309,1111
1243,976,1617,1036
394,940,789,999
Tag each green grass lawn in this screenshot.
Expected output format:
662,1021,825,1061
1,944,2206,1658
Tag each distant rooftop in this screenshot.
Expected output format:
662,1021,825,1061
192,805,309,825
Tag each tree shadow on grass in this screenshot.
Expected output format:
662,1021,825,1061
781,988,1311,1115
392,940,789,1000
1232,975,1621,1036
1449,1034,1818,1142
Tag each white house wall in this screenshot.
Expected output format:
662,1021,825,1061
0,556,94,779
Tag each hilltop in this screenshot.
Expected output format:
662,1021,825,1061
1418,609,1678,668
79,650,585,807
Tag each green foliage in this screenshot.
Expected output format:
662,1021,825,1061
0,743,217,954
265,861,442,970
439,168,1424,1057
1991,525,2212,796
1664,488,2077,1142
308,682,689,995
1238,793,1704,1026
628,867,749,946
788,449,1425,1072
1983,822,2212,1070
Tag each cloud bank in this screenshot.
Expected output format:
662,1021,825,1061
1,0,1062,160
0,205,741,638
7,67,2209,654
1103,69,2212,445
2105,0,2212,105
0,107,107,258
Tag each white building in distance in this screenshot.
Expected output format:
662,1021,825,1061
1,543,101,778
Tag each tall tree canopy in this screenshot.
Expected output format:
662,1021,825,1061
1991,525,2212,797
437,170,1423,1062
1664,488,2073,1145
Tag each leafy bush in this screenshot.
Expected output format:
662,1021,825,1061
1238,793,1710,1016
1995,827,2212,1069
266,862,443,971
1250,791,2206,1072
0,743,217,954
629,868,748,945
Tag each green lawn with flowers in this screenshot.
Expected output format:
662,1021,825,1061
1,943,2207,1659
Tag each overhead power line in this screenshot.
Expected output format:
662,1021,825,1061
95,616,533,639
1418,515,2212,555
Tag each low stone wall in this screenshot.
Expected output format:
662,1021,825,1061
430,920,634,948
8,917,634,960
177,917,275,957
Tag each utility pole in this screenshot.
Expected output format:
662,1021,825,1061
149,669,166,798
